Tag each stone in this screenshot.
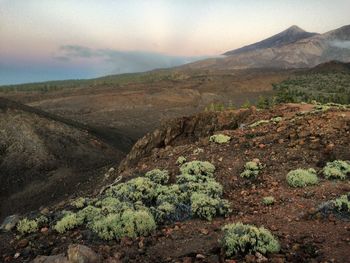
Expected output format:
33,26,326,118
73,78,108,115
17,239,29,248
0,214,19,232
67,244,101,263
32,254,69,263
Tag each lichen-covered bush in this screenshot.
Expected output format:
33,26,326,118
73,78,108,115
191,193,230,220
179,161,215,178
240,160,262,178
27,160,230,240
286,168,319,187
71,197,86,208
54,212,83,233
176,156,187,165
106,177,157,204
221,223,280,257
145,169,169,184
17,218,38,234
90,209,156,240
323,160,350,180
209,134,231,144
262,196,275,206
332,194,350,213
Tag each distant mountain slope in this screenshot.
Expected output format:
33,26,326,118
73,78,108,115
0,98,128,219
185,24,350,70
224,25,318,55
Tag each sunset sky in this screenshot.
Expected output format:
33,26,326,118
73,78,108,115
1,0,350,84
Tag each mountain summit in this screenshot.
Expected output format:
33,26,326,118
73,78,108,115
224,25,318,55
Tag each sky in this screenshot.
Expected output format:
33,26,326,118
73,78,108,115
1,0,350,85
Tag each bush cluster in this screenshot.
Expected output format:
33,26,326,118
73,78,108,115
209,134,231,144
332,194,350,213
323,160,350,180
240,160,262,178
286,168,318,187
16,214,49,235
221,223,280,257
262,196,275,206
52,160,230,240
17,218,39,235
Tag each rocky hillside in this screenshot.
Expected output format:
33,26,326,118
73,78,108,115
1,103,349,262
0,98,127,220
185,25,350,70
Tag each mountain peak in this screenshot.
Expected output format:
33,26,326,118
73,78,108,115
224,25,317,56
286,25,306,33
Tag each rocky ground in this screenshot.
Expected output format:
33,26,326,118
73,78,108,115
0,103,349,262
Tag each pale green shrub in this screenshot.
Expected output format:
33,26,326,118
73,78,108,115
179,161,215,180
176,156,187,165
145,169,169,184
221,223,280,256
240,160,262,178
106,177,157,203
190,193,230,221
332,194,350,212
286,168,318,187
77,205,102,222
323,160,350,180
262,196,275,206
17,218,38,234
89,213,121,240
71,197,86,208
54,212,83,233
209,134,231,144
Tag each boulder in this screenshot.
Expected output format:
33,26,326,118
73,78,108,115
67,244,101,263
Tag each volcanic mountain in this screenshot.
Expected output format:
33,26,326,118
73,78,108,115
185,24,350,69
224,25,319,55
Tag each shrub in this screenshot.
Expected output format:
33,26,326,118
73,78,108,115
262,196,275,206
90,209,156,240
120,209,156,238
176,156,187,165
323,160,350,180
190,193,230,221
221,223,280,257
145,169,169,184
89,213,121,240
240,160,262,178
54,212,83,233
106,177,157,204
286,168,319,187
152,202,177,223
332,194,350,213
17,218,38,234
179,161,215,178
209,134,231,144
181,180,223,198
71,197,86,208
77,205,102,222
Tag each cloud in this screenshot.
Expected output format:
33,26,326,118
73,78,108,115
53,45,209,74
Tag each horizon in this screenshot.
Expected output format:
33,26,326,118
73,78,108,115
1,0,350,85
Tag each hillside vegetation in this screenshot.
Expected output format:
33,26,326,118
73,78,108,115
273,72,350,104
